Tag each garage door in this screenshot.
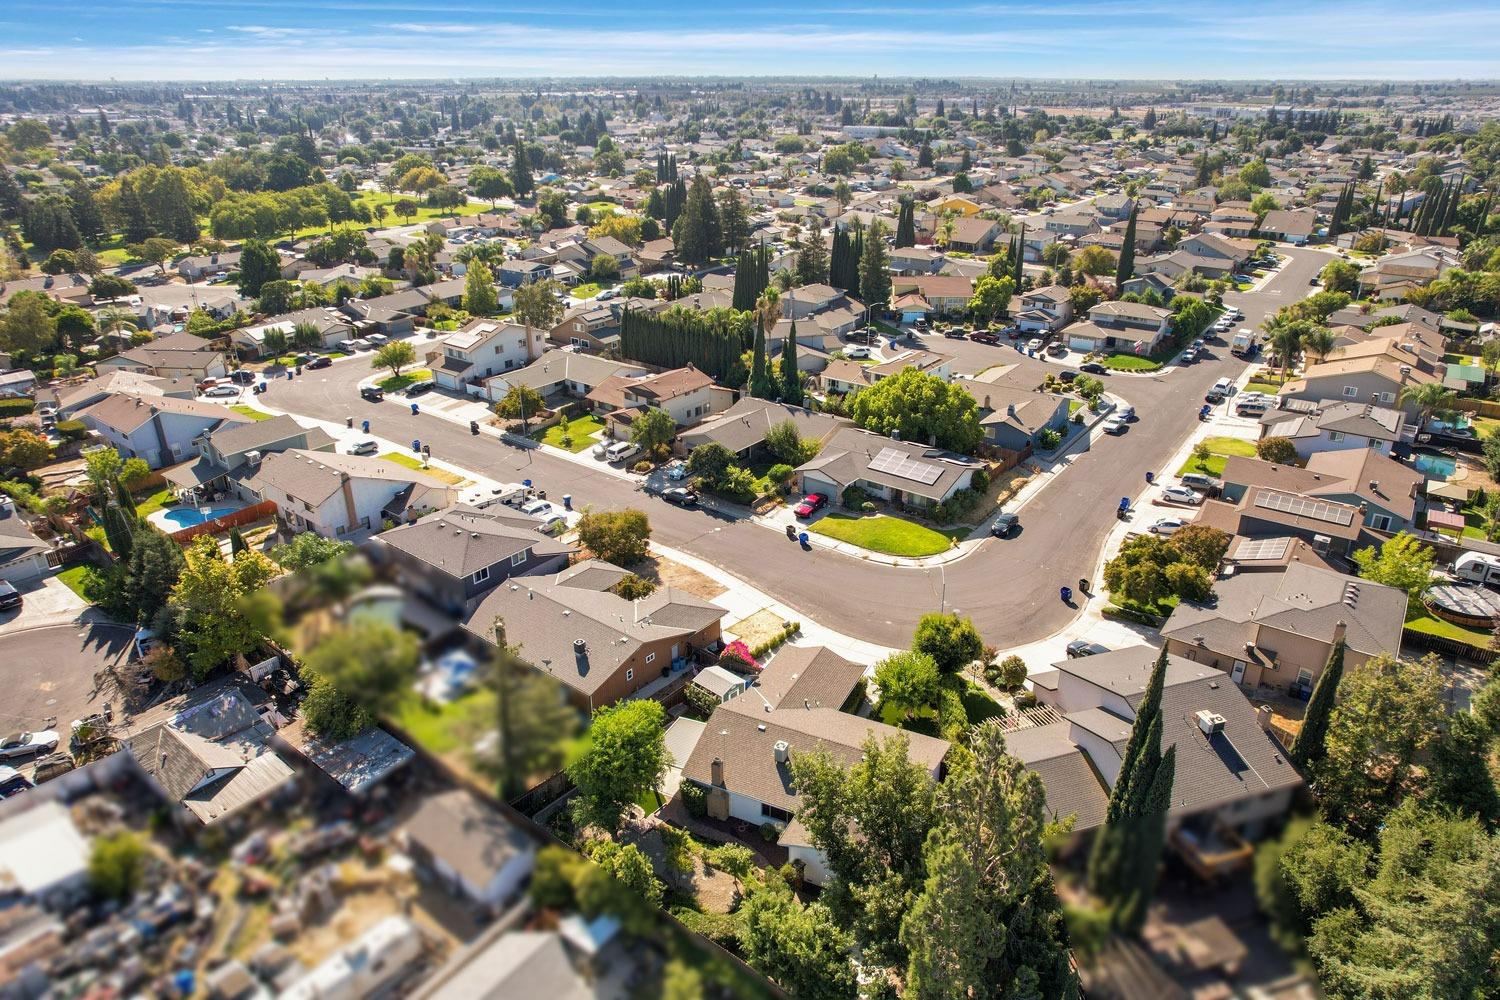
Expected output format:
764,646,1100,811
1069,336,1097,352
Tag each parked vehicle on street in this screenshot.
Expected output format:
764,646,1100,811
307,355,333,370
1206,377,1234,402
794,493,828,517
968,330,1000,345
347,439,379,456
0,581,20,611
0,766,32,799
1026,338,1045,352
1080,362,1108,375
0,730,60,761
662,487,699,507
229,369,258,385
990,513,1019,537
360,385,385,401
1102,414,1130,434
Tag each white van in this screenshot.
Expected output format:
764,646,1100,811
1453,552,1500,587
605,441,641,464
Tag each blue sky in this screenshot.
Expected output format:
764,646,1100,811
3,1,1497,81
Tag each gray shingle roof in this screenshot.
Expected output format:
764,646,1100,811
376,504,572,578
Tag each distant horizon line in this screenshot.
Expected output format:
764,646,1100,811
4,75,1498,86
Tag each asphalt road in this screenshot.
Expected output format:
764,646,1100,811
0,622,134,738
255,247,1330,649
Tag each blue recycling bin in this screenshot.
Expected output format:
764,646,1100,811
798,531,809,544
523,479,532,488
1060,586,1072,603
1119,497,1130,511
563,494,572,511
285,370,292,380
409,402,419,415
412,439,421,452
361,420,369,433
1145,471,1155,484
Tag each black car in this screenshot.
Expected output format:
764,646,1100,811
360,386,385,402
0,580,20,611
307,355,332,370
1079,362,1108,375
1065,640,1110,658
404,379,435,397
1056,369,1078,382
990,513,1018,537
229,369,258,385
661,487,699,507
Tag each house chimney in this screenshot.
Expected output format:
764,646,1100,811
1333,619,1347,645
710,757,724,787
1256,704,1274,732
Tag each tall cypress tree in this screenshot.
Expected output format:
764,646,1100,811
858,219,890,312
731,249,755,312
1289,636,1345,772
113,477,137,519
1088,647,1177,934
1115,204,1138,287
780,322,803,405
895,198,916,248
102,503,135,562
749,316,772,398
1012,225,1025,286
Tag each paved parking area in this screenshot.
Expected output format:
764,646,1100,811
0,622,134,739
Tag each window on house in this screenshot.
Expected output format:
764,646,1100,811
625,668,634,682
1296,668,1314,689
1379,391,1395,403
645,653,656,665
1342,386,1358,397
1370,514,1392,531
336,524,346,535
760,803,793,822
1369,440,1385,451
510,550,527,566
472,566,490,584
1329,431,1345,442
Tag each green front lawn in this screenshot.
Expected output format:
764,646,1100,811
570,282,602,300
377,451,465,484
808,513,965,557
1176,435,1258,477
1243,381,1282,395
1102,353,1163,372
536,415,606,453
1404,607,1490,645
56,564,93,601
230,405,273,422
375,368,432,392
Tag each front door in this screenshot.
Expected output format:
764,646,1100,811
1231,660,1247,685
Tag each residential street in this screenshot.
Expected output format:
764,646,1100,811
255,248,1329,648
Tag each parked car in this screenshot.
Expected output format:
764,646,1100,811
343,338,373,352
944,327,969,339
346,439,379,456
31,753,76,784
1149,517,1187,536
1026,338,1045,352
307,355,333,370
203,384,240,398
662,487,699,507
518,499,554,518
794,493,828,518
229,369,258,385
1116,405,1136,422
366,333,389,346
1047,341,1068,357
360,385,385,401
1178,473,1222,496
1160,485,1205,506
1056,369,1078,382
0,730,60,761
0,766,32,799
1181,349,1197,363
968,330,999,345
990,513,1019,537
1080,362,1108,375
1066,640,1110,658
845,346,872,359
1206,377,1234,402
666,461,689,481
1235,396,1271,416
404,379,435,397
605,441,641,464
0,581,20,611
1102,414,1130,434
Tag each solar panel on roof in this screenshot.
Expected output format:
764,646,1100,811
1252,490,1355,526
868,447,944,485
1233,537,1292,561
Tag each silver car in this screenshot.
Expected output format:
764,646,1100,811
0,730,59,761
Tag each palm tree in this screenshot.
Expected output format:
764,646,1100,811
753,287,782,334
1301,326,1338,366
1267,322,1305,382
1399,382,1456,430
97,306,139,344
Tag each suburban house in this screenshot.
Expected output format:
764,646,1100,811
370,504,573,616
498,259,552,287
779,284,867,334
795,427,985,509
398,789,536,912
483,349,647,404
679,645,949,886
951,373,1071,453
1176,232,1253,268
679,397,850,462
1278,340,1439,418
0,501,50,584
1356,247,1459,300
945,216,1001,253
549,303,622,352
1137,249,1236,281
1063,300,1173,355
244,449,455,538
462,559,727,711
161,413,336,502
45,370,197,418
1161,562,1406,695
599,364,719,431
430,320,546,395
1192,485,1366,558
1014,285,1074,334
1256,208,1318,245
1258,399,1407,458
79,393,253,469
1218,451,1425,534
232,307,354,356
1119,271,1176,301
1026,648,1304,866
890,246,944,275
93,331,229,381
125,683,296,826
890,275,974,317
176,250,242,282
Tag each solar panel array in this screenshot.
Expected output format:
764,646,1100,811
1252,490,1356,526
868,447,944,485
1232,536,1292,561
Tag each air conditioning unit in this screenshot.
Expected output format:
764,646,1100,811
1311,534,1331,553
773,740,791,764
1195,710,1226,736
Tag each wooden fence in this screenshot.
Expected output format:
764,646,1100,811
167,499,279,544
1402,625,1498,665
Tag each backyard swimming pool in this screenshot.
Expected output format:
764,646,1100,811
1411,450,1458,480
159,504,245,528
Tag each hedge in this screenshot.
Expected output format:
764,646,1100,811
0,398,36,418
1101,603,1167,627
750,621,800,659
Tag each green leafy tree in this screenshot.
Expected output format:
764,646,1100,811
0,293,58,354
874,650,940,720
967,274,1014,323
1350,532,1436,600
687,441,734,484
167,536,277,677
739,879,858,1000
84,447,124,502
1289,639,1345,772
1256,435,1300,465
101,503,135,562
259,326,290,358
1398,381,1457,430
0,428,51,471
512,277,564,342
118,526,185,624
88,832,146,902
586,839,664,908
912,612,984,675
1319,259,1363,296
779,321,803,405
575,507,651,566
372,340,417,378
301,622,419,722
495,383,545,431
901,720,1081,1000
630,407,677,453
764,419,814,465
672,175,721,265
849,367,984,454
463,258,498,315
858,219,892,309
567,700,668,831
1315,653,1446,837
1088,647,1177,933
237,238,281,297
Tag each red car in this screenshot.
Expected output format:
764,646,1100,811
794,493,828,518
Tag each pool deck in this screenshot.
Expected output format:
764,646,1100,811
146,503,251,533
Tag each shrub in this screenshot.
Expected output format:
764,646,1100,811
841,485,874,510
718,640,759,674
631,459,653,474
998,654,1028,689
766,463,795,485
969,467,990,492
749,621,799,659
759,821,781,843
55,419,87,441
937,684,969,741
683,682,721,719
680,782,708,819
984,661,1005,686
707,843,757,879
672,907,744,949
0,398,35,418
608,572,657,601
1256,435,1299,465
1037,428,1062,450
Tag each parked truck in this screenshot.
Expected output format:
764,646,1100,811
1230,328,1259,357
